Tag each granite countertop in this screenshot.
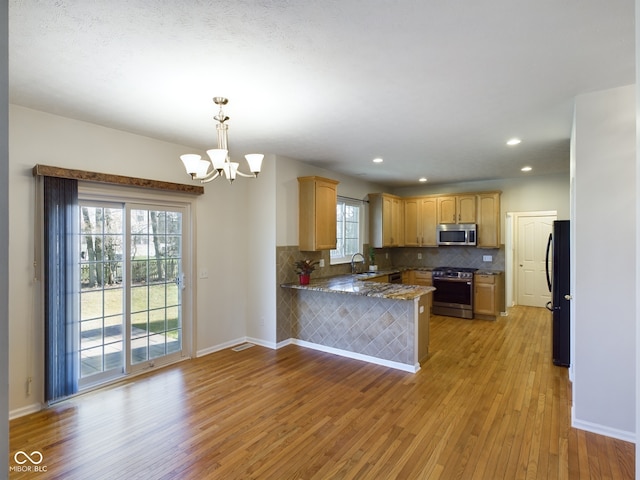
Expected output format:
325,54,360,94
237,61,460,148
281,274,435,300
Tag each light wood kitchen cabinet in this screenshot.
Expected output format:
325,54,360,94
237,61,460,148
412,270,433,286
437,195,477,224
369,193,404,248
298,176,339,251
476,192,501,248
404,197,438,247
473,272,505,320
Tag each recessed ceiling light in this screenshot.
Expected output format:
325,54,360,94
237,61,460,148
521,166,532,172
419,177,428,183
372,157,383,163
507,138,522,146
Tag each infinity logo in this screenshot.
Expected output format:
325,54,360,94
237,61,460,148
14,450,43,465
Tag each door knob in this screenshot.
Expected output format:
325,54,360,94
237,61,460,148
564,294,572,300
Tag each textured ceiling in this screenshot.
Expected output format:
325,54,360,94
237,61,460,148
8,0,636,187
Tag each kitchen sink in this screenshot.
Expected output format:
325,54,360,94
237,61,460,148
354,271,386,279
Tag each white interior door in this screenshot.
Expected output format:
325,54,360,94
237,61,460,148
516,214,556,307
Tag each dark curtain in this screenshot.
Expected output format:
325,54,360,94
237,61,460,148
44,176,79,403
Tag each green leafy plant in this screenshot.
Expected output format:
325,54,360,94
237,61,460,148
369,246,376,264
294,259,319,275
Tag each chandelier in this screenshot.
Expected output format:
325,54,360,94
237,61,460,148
180,97,264,183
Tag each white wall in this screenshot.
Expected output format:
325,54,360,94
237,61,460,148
573,84,636,441
245,154,277,345
8,105,254,414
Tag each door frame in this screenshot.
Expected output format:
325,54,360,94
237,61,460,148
77,182,196,387
505,211,557,309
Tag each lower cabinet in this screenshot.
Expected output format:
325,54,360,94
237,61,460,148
412,270,432,287
473,272,505,320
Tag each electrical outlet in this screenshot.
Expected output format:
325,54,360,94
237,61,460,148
483,255,493,262
199,268,209,279
319,259,325,267
417,253,422,259
385,252,389,259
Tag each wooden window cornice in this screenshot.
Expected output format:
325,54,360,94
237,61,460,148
32,164,204,195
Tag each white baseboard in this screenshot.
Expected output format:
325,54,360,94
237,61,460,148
276,338,293,349
10,402,42,420
197,336,280,357
291,339,419,373
196,337,248,357
572,409,636,443
245,337,277,350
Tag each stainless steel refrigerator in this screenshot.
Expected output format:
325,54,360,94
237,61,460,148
545,220,570,367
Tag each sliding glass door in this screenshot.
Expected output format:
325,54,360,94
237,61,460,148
78,201,187,388
128,206,184,372
79,203,125,386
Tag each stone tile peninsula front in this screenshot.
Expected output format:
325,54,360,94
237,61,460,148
280,275,434,372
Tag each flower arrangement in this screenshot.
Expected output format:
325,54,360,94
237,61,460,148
294,259,319,275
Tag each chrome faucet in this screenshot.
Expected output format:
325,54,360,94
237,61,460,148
350,252,366,274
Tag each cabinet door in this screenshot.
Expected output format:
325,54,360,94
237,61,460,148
474,282,495,315
477,192,500,248
298,176,338,251
419,198,438,246
437,196,456,224
391,196,404,246
413,271,432,286
382,195,394,247
457,195,477,223
315,180,338,250
404,198,420,247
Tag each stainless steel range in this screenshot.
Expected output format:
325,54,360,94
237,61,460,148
431,267,478,319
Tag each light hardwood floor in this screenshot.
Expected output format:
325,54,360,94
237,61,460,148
9,306,634,479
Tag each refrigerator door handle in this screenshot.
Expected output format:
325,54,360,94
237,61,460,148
545,232,553,292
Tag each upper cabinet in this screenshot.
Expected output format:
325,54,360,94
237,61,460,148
370,190,501,249
437,195,477,224
476,192,501,248
369,193,404,248
405,197,438,247
298,176,339,251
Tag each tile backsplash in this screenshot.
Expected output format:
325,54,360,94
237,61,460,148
387,246,505,270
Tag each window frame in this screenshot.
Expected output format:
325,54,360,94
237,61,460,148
330,196,364,265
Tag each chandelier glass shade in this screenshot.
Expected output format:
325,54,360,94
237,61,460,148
180,97,264,184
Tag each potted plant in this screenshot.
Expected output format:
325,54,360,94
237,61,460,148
294,259,319,285
368,247,378,271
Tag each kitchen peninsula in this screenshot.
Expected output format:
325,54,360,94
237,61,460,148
280,274,434,373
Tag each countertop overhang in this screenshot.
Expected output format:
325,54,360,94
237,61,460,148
281,274,435,300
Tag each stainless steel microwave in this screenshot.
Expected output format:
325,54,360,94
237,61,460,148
436,223,477,246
